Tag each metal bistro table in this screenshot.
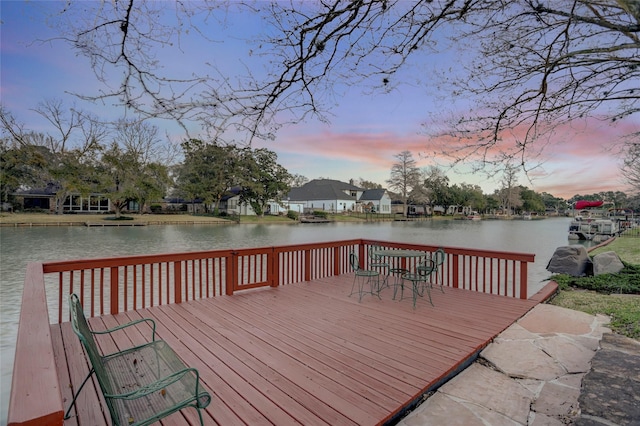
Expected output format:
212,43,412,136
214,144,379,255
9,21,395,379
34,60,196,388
371,249,428,300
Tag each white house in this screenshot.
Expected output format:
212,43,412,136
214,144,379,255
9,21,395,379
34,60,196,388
287,179,392,214
358,188,392,214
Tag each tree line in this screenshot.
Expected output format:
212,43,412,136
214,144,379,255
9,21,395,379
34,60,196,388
0,103,291,217
2,104,637,218
384,151,638,216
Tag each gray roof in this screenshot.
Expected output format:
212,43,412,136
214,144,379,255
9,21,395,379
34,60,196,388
359,188,386,201
287,179,362,201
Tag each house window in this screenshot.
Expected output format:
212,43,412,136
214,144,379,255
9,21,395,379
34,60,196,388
88,196,109,212
63,195,82,211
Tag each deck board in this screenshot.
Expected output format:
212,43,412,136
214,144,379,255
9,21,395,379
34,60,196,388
56,274,538,426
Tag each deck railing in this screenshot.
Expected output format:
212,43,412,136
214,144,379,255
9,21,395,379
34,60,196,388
40,239,534,323
8,239,534,426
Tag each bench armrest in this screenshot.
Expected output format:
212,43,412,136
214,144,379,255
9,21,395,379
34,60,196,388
91,318,157,342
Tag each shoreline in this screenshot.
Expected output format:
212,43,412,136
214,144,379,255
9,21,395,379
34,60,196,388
0,213,265,226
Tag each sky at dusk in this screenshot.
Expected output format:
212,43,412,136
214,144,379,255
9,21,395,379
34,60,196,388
1,1,638,199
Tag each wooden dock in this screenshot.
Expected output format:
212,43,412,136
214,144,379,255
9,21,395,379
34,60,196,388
56,274,539,425
84,221,147,227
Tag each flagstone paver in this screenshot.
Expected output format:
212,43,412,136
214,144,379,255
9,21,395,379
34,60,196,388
397,304,615,426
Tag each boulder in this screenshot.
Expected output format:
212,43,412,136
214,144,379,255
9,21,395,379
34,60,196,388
592,251,625,276
546,245,592,277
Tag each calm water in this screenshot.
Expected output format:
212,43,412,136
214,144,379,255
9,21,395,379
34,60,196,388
0,217,580,423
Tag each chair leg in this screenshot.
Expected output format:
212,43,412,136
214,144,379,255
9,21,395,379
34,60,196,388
394,278,404,300
349,275,358,298
370,275,382,300
391,269,406,300
435,271,445,293
377,269,390,292
350,274,379,302
64,367,95,419
349,275,365,301
424,284,434,306
412,281,420,309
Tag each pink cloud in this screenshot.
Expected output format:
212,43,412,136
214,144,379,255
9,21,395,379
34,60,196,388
262,115,636,199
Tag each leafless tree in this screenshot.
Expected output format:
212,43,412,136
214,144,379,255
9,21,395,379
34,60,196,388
621,135,640,195
288,173,309,188
497,164,522,215
113,119,165,165
48,1,639,168
387,151,421,216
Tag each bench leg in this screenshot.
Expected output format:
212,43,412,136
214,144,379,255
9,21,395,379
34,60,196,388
64,367,95,420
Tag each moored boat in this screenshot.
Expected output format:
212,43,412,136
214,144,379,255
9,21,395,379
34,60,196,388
568,200,620,241
466,211,481,220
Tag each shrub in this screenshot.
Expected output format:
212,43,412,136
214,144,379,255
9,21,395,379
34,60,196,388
551,263,640,294
104,216,134,221
313,210,328,219
150,204,162,213
287,210,299,220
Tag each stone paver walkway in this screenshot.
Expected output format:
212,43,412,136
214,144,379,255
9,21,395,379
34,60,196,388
397,304,626,425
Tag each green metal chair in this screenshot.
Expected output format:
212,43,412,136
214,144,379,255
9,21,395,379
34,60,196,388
431,247,446,293
401,259,436,308
368,244,390,292
349,252,381,302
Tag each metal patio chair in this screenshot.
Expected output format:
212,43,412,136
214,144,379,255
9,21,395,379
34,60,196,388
401,259,436,308
431,247,446,294
368,244,390,292
349,252,381,302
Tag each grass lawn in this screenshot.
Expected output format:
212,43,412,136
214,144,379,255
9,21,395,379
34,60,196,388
590,233,640,264
551,291,640,338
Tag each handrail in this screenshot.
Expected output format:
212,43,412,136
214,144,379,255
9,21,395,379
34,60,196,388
9,238,535,426
7,263,63,426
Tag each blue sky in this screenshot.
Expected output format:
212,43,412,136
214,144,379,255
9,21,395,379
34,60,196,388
1,1,637,199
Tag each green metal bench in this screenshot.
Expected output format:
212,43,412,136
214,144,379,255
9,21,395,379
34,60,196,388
65,293,211,426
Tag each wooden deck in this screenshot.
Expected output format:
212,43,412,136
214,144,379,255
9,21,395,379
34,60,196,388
54,274,539,426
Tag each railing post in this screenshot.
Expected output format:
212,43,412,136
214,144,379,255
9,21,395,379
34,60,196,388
333,246,340,276
452,253,460,289
174,261,182,304
110,266,119,315
226,253,237,295
270,247,279,287
519,260,528,299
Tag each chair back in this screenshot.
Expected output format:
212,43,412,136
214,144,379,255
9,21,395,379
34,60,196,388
416,259,435,276
69,294,113,395
349,252,360,271
433,248,446,268
368,245,380,260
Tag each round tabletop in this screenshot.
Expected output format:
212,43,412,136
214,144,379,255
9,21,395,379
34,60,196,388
372,249,427,258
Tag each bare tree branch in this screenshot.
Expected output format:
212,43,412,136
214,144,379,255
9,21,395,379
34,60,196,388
46,0,638,171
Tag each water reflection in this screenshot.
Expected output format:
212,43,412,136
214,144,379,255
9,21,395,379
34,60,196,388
0,217,574,422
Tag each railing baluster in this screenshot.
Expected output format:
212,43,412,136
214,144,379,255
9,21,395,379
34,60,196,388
150,263,155,307
100,268,105,316
133,265,138,311
123,266,128,312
